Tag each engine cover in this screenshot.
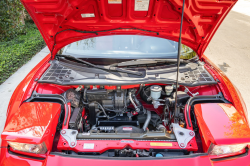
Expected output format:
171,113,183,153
86,89,126,111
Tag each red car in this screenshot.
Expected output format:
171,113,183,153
1,0,249,165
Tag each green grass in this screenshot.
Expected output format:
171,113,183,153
0,23,46,84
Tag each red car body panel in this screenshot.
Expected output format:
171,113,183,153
44,154,213,166
1,0,249,164
21,0,237,57
1,102,61,159
1,147,250,166
0,147,212,166
57,139,198,153
1,54,249,165
203,55,248,124
194,103,250,149
2,102,61,144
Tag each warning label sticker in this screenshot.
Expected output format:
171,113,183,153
135,0,150,11
81,13,95,18
83,143,95,149
150,143,173,146
108,0,122,4
123,127,132,131
121,140,134,143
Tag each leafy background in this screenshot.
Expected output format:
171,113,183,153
0,0,46,84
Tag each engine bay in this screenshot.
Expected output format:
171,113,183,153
64,84,190,137
61,84,198,156
23,81,227,158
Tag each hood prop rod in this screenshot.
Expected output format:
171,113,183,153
174,0,185,123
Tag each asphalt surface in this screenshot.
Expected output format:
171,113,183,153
0,1,250,138
204,10,250,120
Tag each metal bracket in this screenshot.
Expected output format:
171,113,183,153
75,85,83,92
172,123,195,148
152,100,165,109
184,86,199,97
60,129,78,148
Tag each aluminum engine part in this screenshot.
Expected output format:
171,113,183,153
172,123,195,148
60,129,78,148
142,110,151,131
152,100,165,109
114,90,126,110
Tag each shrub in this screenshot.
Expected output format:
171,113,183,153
0,23,46,84
0,0,26,41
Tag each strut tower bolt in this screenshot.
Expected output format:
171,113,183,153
180,143,185,148
61,130,66,134
71,142,75,146
189,131,194,136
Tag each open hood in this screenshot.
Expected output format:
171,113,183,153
21,0,237,58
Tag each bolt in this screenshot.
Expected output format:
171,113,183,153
180,143,185,148
71,142,75,146
179,132,184,136
189,131,194,136
61,130,66,134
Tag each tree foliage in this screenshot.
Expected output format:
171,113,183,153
0,0,26,41
181,44,196,60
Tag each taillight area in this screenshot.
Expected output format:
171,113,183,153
208,143,248,159
8,142,47,155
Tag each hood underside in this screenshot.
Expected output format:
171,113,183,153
21,0,237,58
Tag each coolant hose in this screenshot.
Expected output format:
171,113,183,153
143,110,151,131
129,91,140,112
94,101,108,118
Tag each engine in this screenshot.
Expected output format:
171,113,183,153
63,84,190,137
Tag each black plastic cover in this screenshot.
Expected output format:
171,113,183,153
69,107,82,129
